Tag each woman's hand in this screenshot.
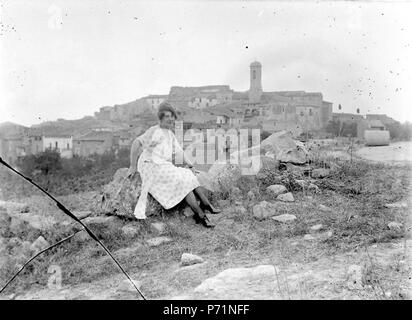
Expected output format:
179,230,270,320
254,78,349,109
187,165,199,175
127,167,137,180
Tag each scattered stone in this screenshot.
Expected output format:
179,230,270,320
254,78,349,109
310,224,323,233
217,199,230,208
193,265,279,299
266,184,287,197
276,192,294,202
272,214,296,223
247,190,256,201
308,183,320,193
303,234,315,240
181,253,204,266
146,236,172,247
384,202,407,209
311,168,330,179
75,230,89,242
183,207,194,218
73,211,92,220
232,205,247,215
121,225,139,237
285,163,311,174
294,180,309,189
318,231,333,239
252,201,279,220
151,222,166,235
319,204,332,212
347,265,364,289
388,222,403,231
30,236,49,252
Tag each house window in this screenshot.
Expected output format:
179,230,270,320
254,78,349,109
309,109,313,116
55,141,58,148
67,143,69,149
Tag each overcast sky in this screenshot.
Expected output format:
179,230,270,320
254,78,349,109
1,0,411,126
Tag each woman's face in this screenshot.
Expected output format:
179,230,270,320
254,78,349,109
160,111,175,130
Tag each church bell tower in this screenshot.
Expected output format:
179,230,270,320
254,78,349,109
248,61,262,103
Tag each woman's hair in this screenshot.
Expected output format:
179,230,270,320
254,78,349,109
157,101,178,120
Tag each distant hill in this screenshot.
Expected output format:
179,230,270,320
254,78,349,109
0,122,29,138
30,117,130,137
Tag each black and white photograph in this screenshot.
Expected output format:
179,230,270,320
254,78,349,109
0,0,411,304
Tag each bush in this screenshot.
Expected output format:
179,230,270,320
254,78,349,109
6,148,133,198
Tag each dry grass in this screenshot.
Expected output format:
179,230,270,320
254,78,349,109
0,155,410,299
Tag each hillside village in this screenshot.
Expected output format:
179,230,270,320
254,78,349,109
0,61,399,165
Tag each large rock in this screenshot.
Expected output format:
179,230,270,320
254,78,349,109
261,131,308,164
252,201,279,220
98,168,142,218
266,184,287,197
192,265,279,299
207,156,279,192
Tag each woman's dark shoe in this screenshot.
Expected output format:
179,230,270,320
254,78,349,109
200,203,221,214
193,214,215,228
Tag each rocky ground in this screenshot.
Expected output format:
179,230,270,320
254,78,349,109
0,134,411,300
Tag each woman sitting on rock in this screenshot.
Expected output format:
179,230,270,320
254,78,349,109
127,102,220,228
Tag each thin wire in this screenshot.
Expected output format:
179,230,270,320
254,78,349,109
0,157,146,300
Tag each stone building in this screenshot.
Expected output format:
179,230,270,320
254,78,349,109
91,61,333,137
42,135,73,158
159,61,333,136
73,131,115,157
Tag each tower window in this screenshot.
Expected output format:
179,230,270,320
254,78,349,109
253,70,256,80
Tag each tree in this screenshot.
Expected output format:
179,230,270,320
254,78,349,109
35,149,62,175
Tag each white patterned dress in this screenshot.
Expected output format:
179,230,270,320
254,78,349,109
133,125,200,219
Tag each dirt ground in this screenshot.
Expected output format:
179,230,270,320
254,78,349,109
356,141,412,164
0,142,411,300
